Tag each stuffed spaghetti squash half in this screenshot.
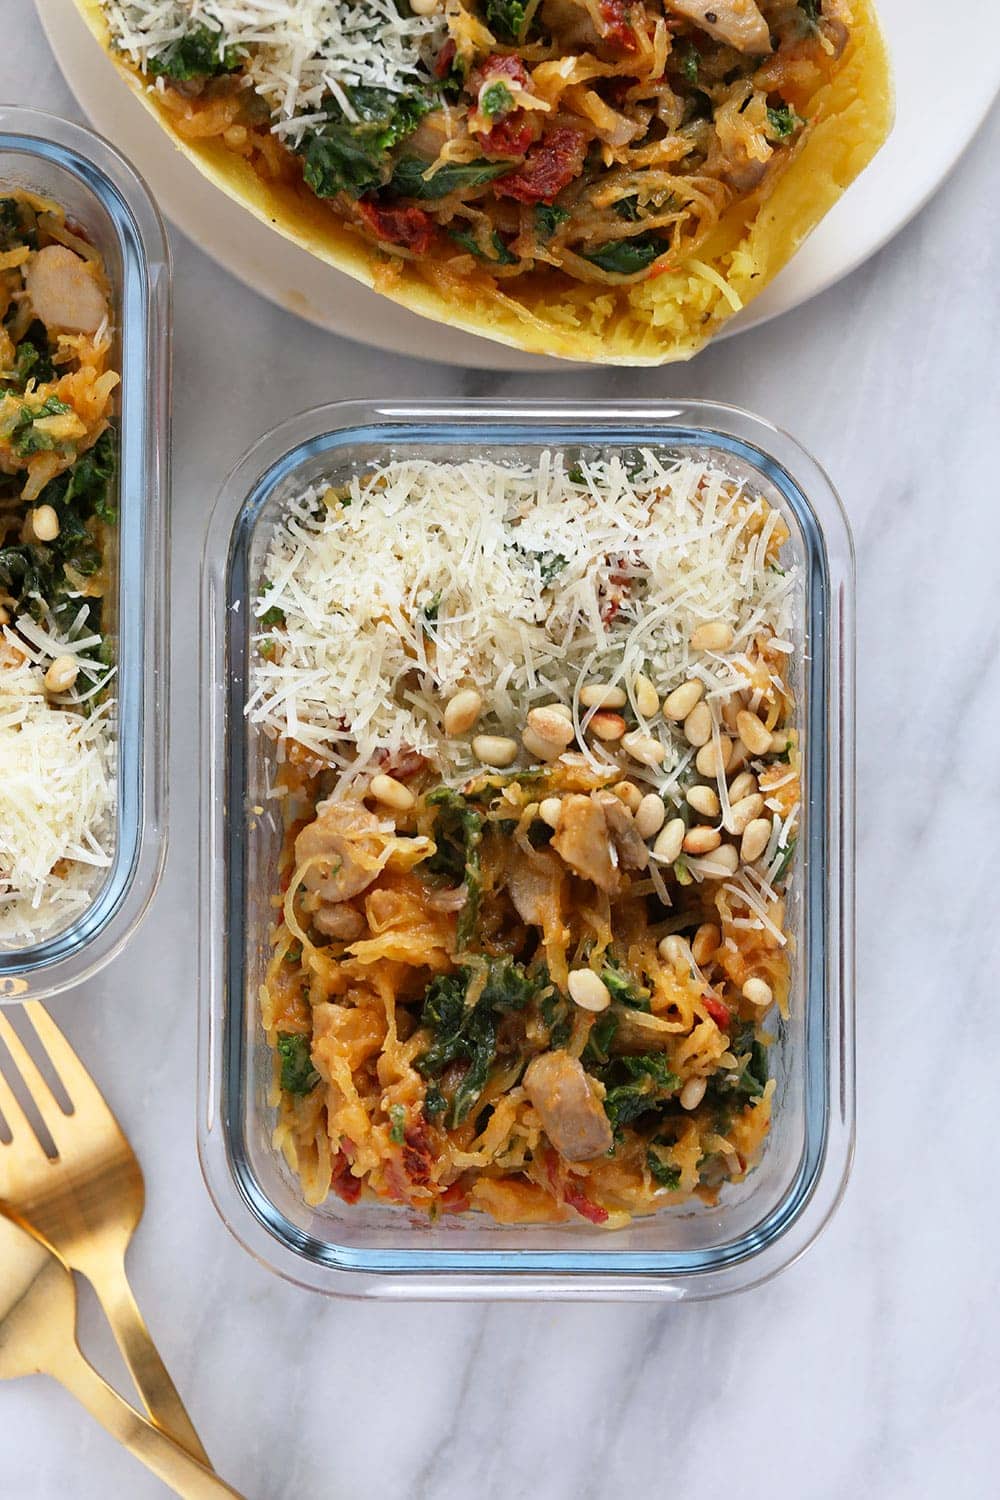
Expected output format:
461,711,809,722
77,0,892,363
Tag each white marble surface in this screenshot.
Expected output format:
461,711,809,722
3,6,1000,1496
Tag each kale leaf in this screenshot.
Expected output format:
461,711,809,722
9,320,55,389
12,395,72,456
416,958,536,1126
583,234,669,275
389,156,511,200
484,0,530,42
297,87,431,201
37,428,117,524
534,203,569,241
601,1053,680,1133
0,196,21,250
646,1148,681,1190
276,1032,321,1095
766,103,803,140
147,25,241,82
389,1105,407,1144
712,1023,769,1102
448,227,518,265
601,958,651,1011
425,787,484,947
582,1008,619,1066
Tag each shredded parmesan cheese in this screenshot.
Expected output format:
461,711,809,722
0,646,116,947
247,451,798,800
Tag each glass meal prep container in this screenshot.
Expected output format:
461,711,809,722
200,399,854,1301
0,108,169,1002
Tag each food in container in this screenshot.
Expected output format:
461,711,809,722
0,108,168,1001
201,401,854,1299
76,0,891,364
250,450,800,1227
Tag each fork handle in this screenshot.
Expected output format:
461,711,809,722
54,1342,245,1499
83,1248,212,1468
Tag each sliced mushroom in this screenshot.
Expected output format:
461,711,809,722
666,0,772,53
24,244,108,335
294,801,391,903
593,790,649,872
508,848,565,927
524,1050,614,1162
551,793,619,893
312,902,366,940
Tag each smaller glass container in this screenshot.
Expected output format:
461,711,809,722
200,399,854,1300
0,108,170,1001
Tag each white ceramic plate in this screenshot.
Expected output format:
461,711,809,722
40,0,1000,370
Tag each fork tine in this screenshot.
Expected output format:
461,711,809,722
21,1003,111,1131
0,1011,74,1152
0,1047,49,1165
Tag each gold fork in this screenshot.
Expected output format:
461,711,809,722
0,1002,210,1465
0,1212,243,1498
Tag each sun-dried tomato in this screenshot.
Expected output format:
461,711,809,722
563,1183,610,1224
434,38,458,79
402,1121,435,1185
599,0,638,51
330,1149,361,1204
356,199,436,255
477,116,536,158
495,128,587,204
703,993,731,1030
469,53,530,92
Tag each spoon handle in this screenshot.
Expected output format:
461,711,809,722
54,1342,244,1499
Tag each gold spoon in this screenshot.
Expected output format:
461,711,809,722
0,1211,244,1499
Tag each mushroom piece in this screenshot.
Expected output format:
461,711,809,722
294,801,391,903
593,789,649,872
665,0,772,54
551,793,619,893
24,244,108,335
523,1051,614,1162
312,902,366,941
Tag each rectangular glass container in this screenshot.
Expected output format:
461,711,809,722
200,399,853,1300
0,108,169,1001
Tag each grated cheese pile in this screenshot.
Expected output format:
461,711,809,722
247,452,798,796
102,1,446,146
0,634,116,948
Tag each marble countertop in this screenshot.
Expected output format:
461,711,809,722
3,6,1000,1497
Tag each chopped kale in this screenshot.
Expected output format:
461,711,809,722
583,234,669,275
416,958,536,1125
539,980,573,1049
448,227,518,265
535,203,569,240
601,1053,680,1133
614,195,642,222
677,42,700,84
713,1023,769,1102
12,395,72,456
297,87,432,201
424,787,484,947
389,1105,407,1145
771,837,796,882
582,1008,619,1066
147,25,241,82
647,1148,682,1190
424,1084,447,1118
36,429,118,525
8,320,55,389
601,959,651,1011
276,1032,320,1095
480,81,514,119
766,103,803,140
484,0,530,42
389,156,510,199
260,604,285,628
0,196,22,251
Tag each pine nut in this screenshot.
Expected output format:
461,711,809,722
589,710,626,742
634,793,666,840
727,771,757,804
736,709,772,756
539,797,562,829
690,620,733,653
683,825,721,855
409,0,442,13
692,843,739,876
680,1076,707,1110
30,504,60,542
622,730,665,766
223,124,248,149
527,705,575,748
472,734,518,767
634,672,659,718
613,780,643,813
0,607,9,626
44,655,78,694
443,688,483,736
769,730,792,755
686,784,720,819
522,727,562,762
370,773,416,811
663,679,703,721
721,695,742,734
652,819,685,863
742,977,773,1008
683,701,713,747
695,736,732,778
546,703,574,722
725,792,765,835
567,968,611,1013
691,922,721,965
740,818,772,863
580,683,626,709
658,934,692,968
